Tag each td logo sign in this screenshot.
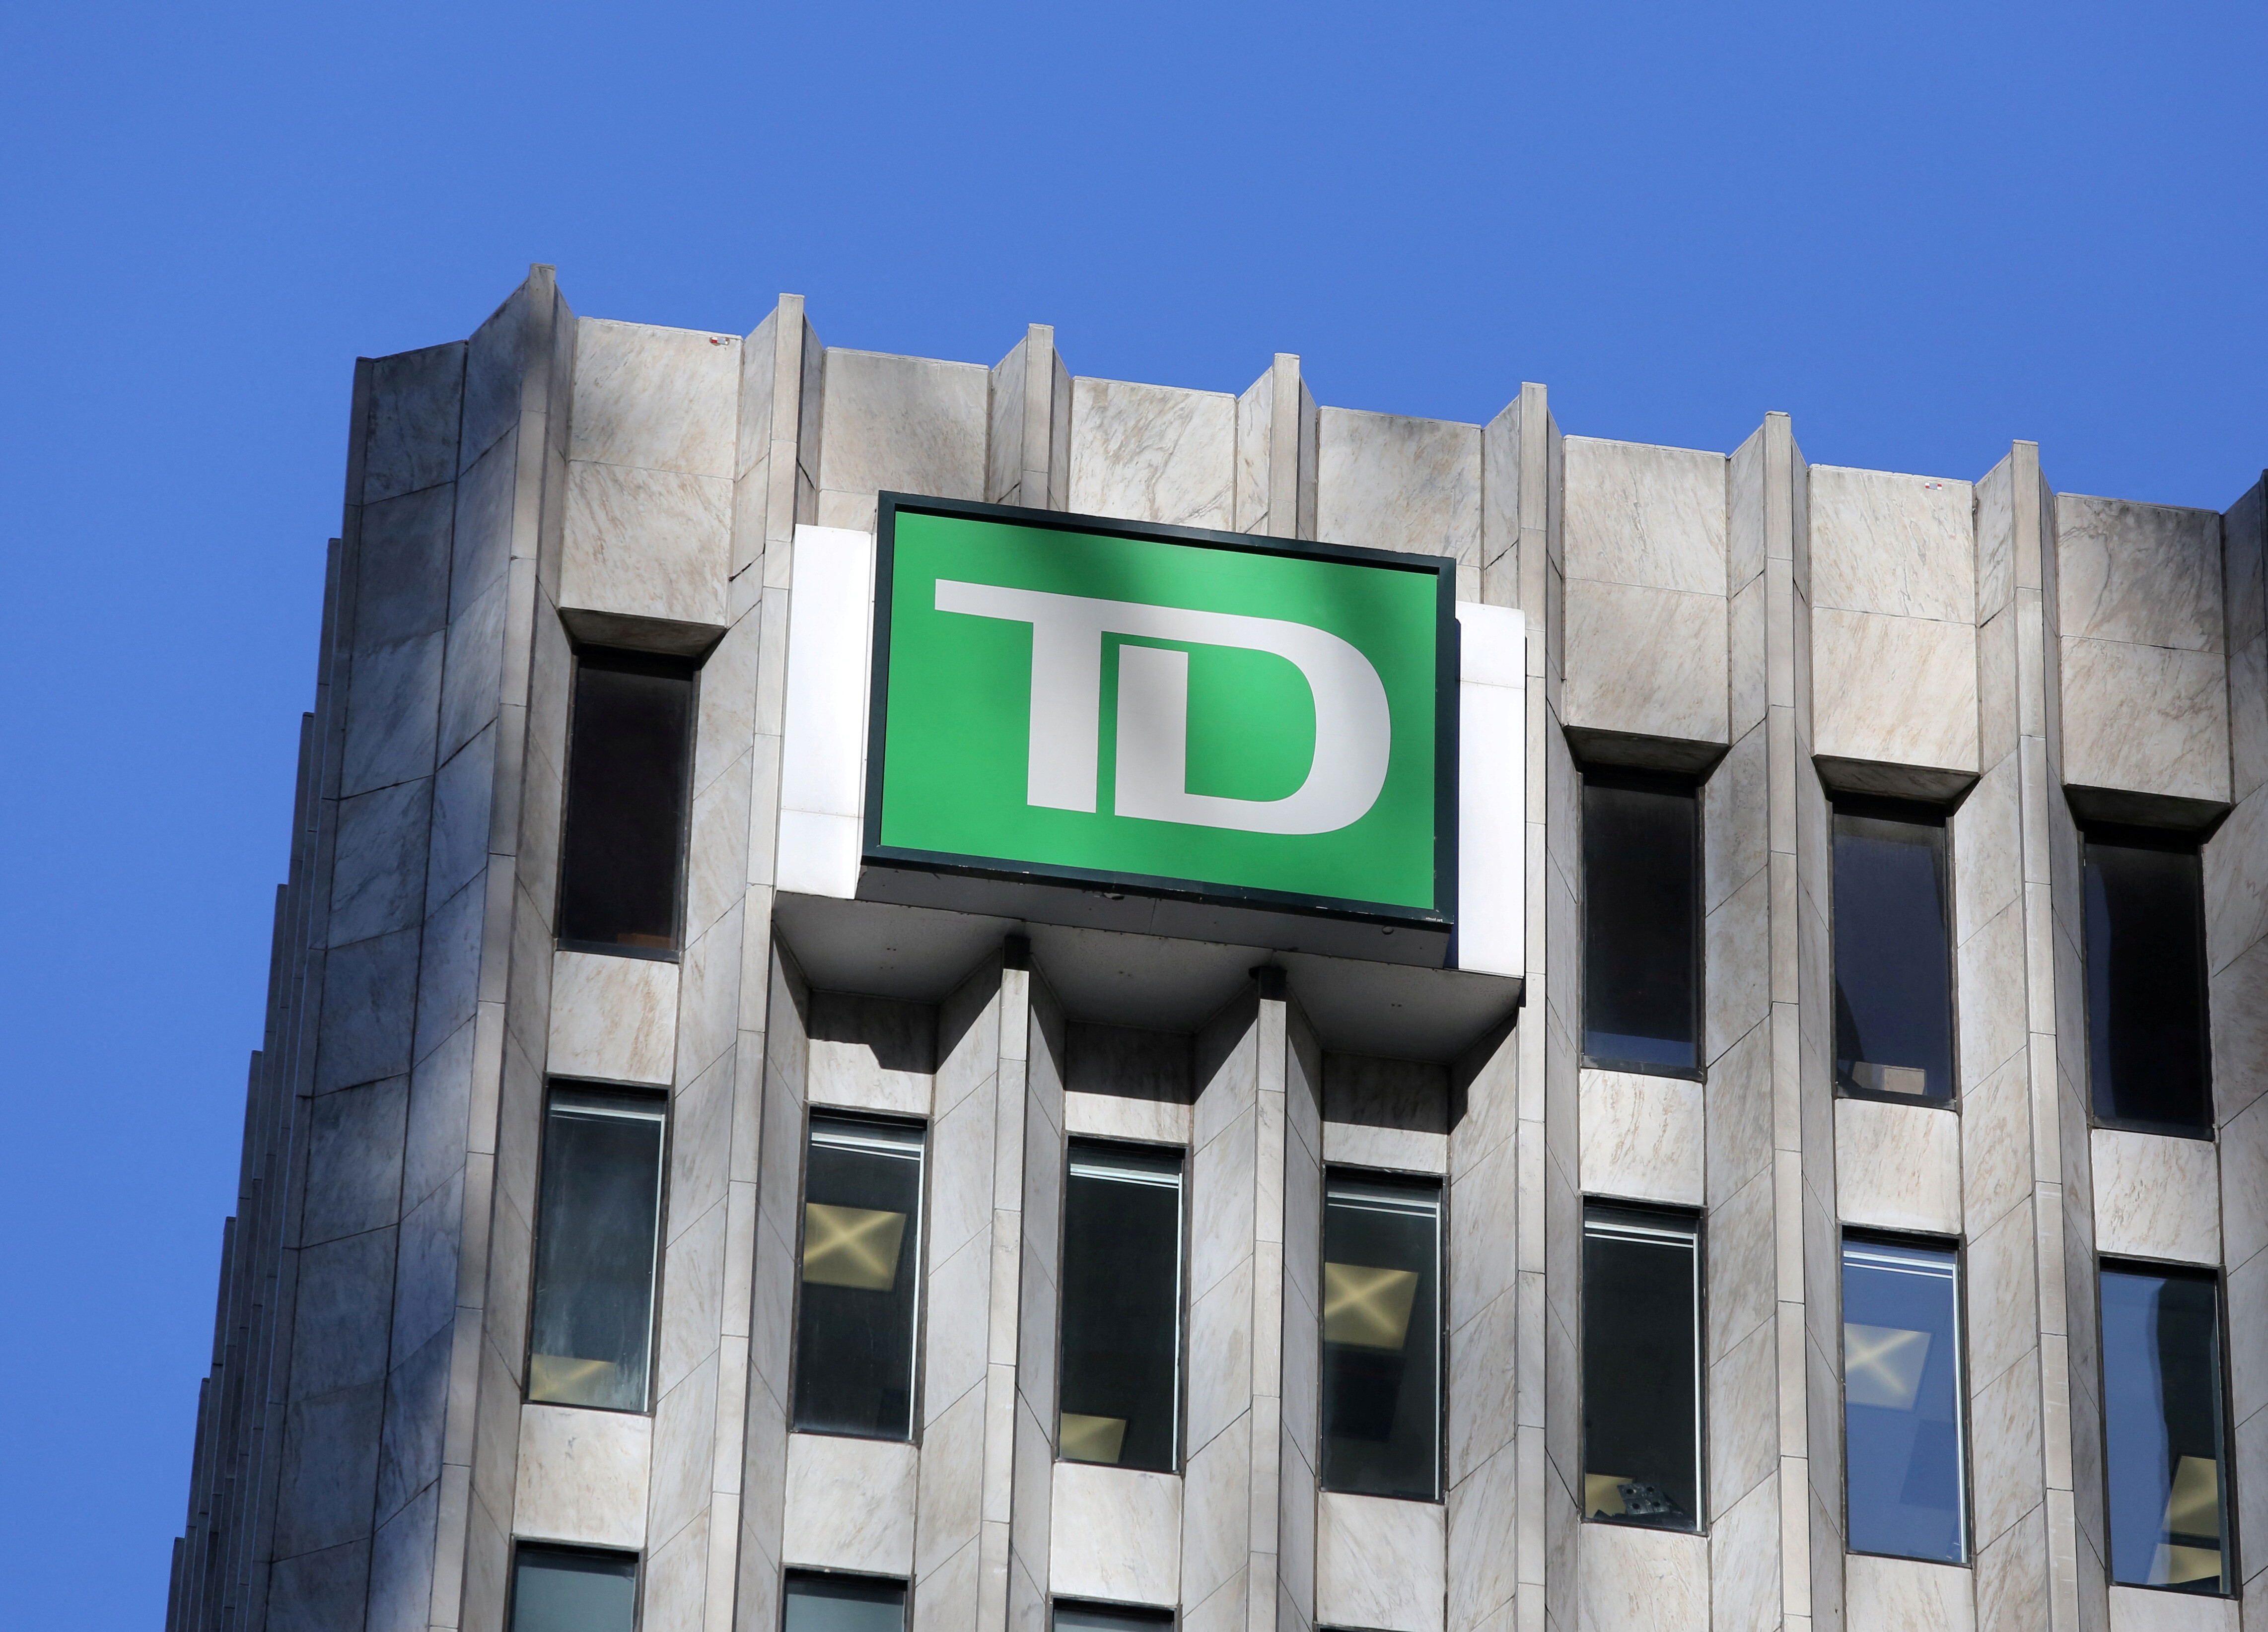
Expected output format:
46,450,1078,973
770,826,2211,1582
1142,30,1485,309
868,496,1454,922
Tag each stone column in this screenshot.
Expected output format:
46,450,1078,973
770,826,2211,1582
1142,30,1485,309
731,292,827,1632
988,325,1070,512
2213,473,2268,1618
1010,975,1069,1632
1235,355,1318,541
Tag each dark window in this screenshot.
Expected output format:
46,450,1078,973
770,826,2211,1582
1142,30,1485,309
1843,1237,1967,1563
510,1545,638,1632
1059,1141,1184,1472
528,1087,666,1412
1833,803,1955,1103
1581,1205,1702,1531
558,649,696,956
2100,1264,2231,1594
1583,772,1701,1075
1053,1604,1173,1632
2084,833,2212,1134
782,1571,907,1632
794,1116,924,1438
1320,1173,1442,1500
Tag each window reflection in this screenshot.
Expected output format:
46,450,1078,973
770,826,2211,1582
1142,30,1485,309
2084,834,2212,1134
793,1116,924,1439
1832,805,1955,1103
1321,1174,1442,1500
528,1088,666,1412
1581,1205,1702,1531
1052,1603,1172,1632
1582,773,1701,1074
510,1545,638,1632
1059,1141,1184,1472
2101,1264,2230,1594
1843,1238,1967,1563
782,1571,907,1632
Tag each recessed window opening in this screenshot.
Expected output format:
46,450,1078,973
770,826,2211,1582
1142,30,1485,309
1581,1204,1702,1531
1582,770,1701,1076
793,1115,925,1439
2100,1262,2232,1595
782,1570,908,1632
527,1086,666,1413
1320,1172,1442,1501
2083,829,2212,1135
1052,1602,1174,1632
509,1544,638,1632
557,647,697,957
1842,1236,1968,1564
1058,1141,1184,1473
1832,800,1955,1104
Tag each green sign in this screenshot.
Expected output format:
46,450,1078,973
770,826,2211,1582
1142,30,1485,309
866,495,1455,925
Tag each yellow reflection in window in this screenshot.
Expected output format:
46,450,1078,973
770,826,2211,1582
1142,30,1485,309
2149,1545,2222,1586
2165,1454,2221,1543
803,1203,908,1291
1843,1322,1930,1410
1323,1262,1420,1351
528,1355,621,1405
1060,1413,1129,1464
1583,1474,1629,1517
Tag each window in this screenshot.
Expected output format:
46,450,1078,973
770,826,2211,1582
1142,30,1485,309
510,1545,638,1632
1052,1604,1172,1632
558,649,697,956
1832,803,1955,1103
1581,1205,1702,1531
1059,1141,1184,1472
794,1116,924,1438
1321,1173,1442,1500
782,1571,907,1632
2100,1264,2232,1594
528,1087,666,1412
2084,832,2211,1134
1843,1237,1967,1563
1582,772,1701,1075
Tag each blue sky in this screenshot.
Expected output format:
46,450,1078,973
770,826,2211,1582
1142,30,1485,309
1,1,2262,1624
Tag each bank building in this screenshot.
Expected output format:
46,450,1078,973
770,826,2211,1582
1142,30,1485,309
170,267,2267,1632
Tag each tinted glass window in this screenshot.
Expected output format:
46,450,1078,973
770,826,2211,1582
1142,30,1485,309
1843,1238,1967,1563
1059,1142,1184,1472
2101,1265,2231,1594
794,1116,924,1438
1321,1174,1441,1500
1581,1206,1701,1531
1583,775,1700,1073
1053,1604,1173,1632
1833,807,1955,1103
782,1571,907,1632
558,650,696,954
2085,836,2211,1133
510,1545,637,1632
528,1088,666,1412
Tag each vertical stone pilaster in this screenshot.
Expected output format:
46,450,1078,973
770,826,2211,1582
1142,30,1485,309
988,325,1070,512
731,292,826,1632
1009,975,1069,1632
1488,379,1557,1632
1279,1001,1325,1632
979,951,1036,1632
739,942,811,1632
1235,355,1318,541
2016,446,2087,1632
911,955,1011,1632
1188,988,1279,1632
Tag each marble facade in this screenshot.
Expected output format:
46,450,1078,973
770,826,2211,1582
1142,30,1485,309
172,267,2268,1632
